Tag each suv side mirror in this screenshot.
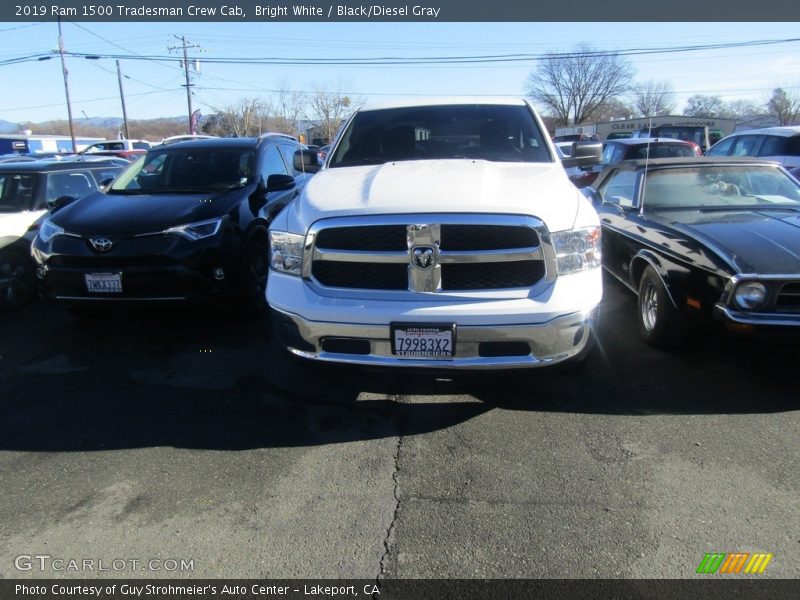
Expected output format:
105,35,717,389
293,149,320,173
266,174,295,193
48,195,76,212
561,142,602,169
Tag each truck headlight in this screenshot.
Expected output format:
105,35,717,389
269,231,305,276
37,219,65,244
734,281,767,310
552,226,601,275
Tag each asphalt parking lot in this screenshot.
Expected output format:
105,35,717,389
0,275,798,580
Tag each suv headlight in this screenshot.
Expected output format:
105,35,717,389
734,281,768,310
552,226,601,275
164,218,222,241
37,219,65,244
269,231,305,276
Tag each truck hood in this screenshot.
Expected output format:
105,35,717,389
288,160,581,233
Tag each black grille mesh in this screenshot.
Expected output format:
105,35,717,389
439,225,539,250
776,282,800,310
315,226,406,251
313,262,408,290
442,261,545,290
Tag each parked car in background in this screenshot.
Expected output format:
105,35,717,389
705,126,800,171
158,134,218,145
577,138,700,189
0,159,125,310
80,139,150,161
32,135,319,315
317,144,331,163
631,125,710,152
584,157,800,348
555,142,603,188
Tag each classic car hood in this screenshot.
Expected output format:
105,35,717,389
51,190,241,236
290,160,581,233
654,208,800,274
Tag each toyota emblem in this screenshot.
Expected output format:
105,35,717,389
90,237,113,252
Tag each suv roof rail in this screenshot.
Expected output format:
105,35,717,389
258,132,298,142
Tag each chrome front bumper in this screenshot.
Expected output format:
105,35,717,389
272,308,595,369
714,305,800,327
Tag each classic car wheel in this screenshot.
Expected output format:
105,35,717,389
240,238,269,316
0,251,36,311
637,266,687,349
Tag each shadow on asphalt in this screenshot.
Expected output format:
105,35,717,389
0,292,797,454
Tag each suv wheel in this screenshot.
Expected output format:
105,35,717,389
0,251,36,311
240,238,269,316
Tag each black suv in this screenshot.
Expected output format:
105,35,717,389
32,135,318,314
0,159,125,310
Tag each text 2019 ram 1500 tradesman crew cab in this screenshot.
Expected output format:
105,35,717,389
267,98,603,369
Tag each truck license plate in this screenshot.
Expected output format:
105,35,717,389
85,273,122,293
391,323,455,359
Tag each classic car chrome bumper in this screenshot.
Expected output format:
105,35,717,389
272,307,595,369
714,305,800,327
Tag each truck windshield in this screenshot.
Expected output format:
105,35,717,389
329,104,552,167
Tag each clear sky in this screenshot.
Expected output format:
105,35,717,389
1,21,799,125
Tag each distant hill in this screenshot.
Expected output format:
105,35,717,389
0,119,19,134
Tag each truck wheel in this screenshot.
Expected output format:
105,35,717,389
637,265,687,349
239,239,269,317
0,251,36,311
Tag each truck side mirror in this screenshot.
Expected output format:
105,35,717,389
293,149,320,174
561,142,603,169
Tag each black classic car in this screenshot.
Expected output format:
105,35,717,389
31,135,318,315
583,157,800,348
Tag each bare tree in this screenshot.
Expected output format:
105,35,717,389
525,43,635,126
683,94,724,118
720,99,766,120
263,79,306,137
306,80,359,144
203,98,268,137
766,87,800,125
632,80,675,117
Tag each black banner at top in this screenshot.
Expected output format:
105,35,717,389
1,0,799,22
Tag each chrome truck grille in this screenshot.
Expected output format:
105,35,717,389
302,214,555,294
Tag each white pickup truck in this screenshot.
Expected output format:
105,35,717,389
267,98,603,369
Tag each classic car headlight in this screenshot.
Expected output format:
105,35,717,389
164,218,222,241
734,281,768,310
269,231,305,276
552,226,601,275
37,219,65,244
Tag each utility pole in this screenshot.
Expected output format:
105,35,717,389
116,60,130,139
57,17,77,153
169,36,200,134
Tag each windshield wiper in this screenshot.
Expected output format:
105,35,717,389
107,188,147,195
698,204,800,212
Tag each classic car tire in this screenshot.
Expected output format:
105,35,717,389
0,250,36,311
239,238,269,317
637,266,687,349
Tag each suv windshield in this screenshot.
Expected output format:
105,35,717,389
329,104,552,167
109,147,256,194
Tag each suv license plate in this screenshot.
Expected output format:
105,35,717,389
85,273,122,293
391,323,455,359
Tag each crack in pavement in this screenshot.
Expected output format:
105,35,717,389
376,395,403,590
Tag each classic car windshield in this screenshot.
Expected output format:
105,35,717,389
329,104,553,167
109,147,255,194
643,165,800,209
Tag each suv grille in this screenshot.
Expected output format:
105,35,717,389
310,218,548,292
